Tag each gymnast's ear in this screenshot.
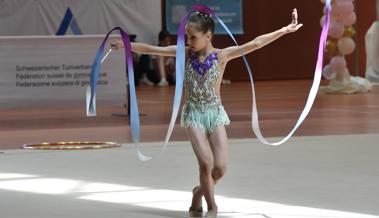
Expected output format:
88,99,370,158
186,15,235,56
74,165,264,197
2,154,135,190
206,31,212,41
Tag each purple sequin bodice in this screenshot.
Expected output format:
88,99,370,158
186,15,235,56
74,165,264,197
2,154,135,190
184,50,221,112
189,51,218,77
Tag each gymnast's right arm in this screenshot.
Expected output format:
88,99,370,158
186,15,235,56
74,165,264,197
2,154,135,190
110,40,177,57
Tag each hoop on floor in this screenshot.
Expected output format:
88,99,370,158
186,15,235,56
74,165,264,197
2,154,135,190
22,141,121,150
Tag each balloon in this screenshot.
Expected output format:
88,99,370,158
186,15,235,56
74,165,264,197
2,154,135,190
335,68,351,84
326,39,338,57
334,0,354,15
341,68,351,84
328,20,345,39
321,0,341,4
322,64,336,80
320,15,326,28
330,56,347,72
343,26,356,37
338,12,357,26
337,37,356,55
324,5,339,16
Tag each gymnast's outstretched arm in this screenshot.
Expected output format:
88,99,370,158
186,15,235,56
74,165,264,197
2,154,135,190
111,40,178,57
218,9,303,63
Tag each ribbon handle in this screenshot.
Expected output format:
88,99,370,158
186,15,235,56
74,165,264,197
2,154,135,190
86,86,96,116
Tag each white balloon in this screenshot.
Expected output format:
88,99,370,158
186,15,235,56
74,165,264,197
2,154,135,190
337,37,356,55
322,64,336,80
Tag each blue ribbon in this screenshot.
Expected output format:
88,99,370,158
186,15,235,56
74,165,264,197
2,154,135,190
161,9,190,151
87,27,150,161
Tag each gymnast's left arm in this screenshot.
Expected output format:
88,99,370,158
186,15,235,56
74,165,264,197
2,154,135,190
110,39,177,57
219,8,303,63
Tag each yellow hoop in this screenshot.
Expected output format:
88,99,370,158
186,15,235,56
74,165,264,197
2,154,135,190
22,141,121,150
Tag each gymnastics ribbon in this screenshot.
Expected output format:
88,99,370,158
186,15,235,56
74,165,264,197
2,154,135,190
185,2,331,146
86,27,151,161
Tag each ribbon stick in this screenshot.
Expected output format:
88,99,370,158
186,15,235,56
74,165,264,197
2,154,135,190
86,27,151,161
86,48,111,111
101,48,112,64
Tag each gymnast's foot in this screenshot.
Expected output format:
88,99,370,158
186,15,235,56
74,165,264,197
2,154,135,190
189,186,203,217
204,206,218,218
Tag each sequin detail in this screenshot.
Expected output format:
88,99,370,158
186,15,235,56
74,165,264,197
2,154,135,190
189,50,218,77
184,51,220,112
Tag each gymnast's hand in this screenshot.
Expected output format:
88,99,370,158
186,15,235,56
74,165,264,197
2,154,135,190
283,8,303,33
110,39,124,50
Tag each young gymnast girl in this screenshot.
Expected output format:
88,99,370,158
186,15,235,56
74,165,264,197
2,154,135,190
111,8,302,217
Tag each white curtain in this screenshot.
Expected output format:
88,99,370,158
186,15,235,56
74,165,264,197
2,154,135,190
365,0,379,83
0,0,161,44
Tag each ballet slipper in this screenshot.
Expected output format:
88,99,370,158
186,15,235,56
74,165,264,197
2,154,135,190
188,206,203,217
189,186,203,217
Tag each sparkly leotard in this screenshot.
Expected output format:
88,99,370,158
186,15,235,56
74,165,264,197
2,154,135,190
180,50,230,134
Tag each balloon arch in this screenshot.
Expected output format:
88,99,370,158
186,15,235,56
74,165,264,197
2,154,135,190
320,0,373,94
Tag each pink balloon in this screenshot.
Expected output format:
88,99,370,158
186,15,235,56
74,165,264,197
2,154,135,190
337,37,356,55
328,20,344,39
324,6,339,16
330,56,347,72
338,12,357,26
334,1,354,15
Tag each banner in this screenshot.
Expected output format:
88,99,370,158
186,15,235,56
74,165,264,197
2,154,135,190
165,0,243,34
0,35,126,109
0,0,161,44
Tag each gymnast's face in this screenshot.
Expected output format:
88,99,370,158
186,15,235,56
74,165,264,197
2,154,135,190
185,23,212,52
